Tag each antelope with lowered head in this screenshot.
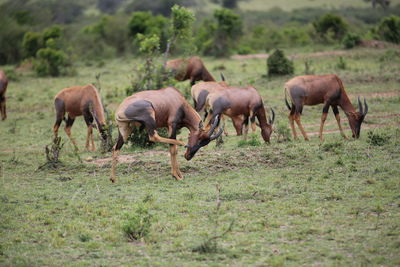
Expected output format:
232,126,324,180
165,56,215,86
0,70,9,120
191,75,230,135
284,74,368,141
53,84,108,151
111,87,223,183
204,86,275,142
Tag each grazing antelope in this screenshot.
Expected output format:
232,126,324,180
111,87,223,183
284,74,368,141
191,77,230,135
53,84,107,151
165,56,215,86
205,86,275,142
0,70,8,120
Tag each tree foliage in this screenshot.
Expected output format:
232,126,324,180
313,13,348,40
377,15,400,43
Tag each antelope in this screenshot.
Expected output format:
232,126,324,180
0,70,8,120
53,84,108,151
165,56,215,86
284,74,369,141
204,86,275,142
111,86,223,183
191,76,230,135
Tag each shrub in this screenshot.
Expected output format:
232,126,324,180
313,13,348,41
22,31,43,58
34,48,68,76
377,15,400,44
267,49,294,76
342,32,361,49
276,123,291,143
122,206,153,241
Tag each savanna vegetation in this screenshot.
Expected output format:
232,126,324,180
1,0,399,266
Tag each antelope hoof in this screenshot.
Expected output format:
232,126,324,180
172,171,184,181
110,177,116,183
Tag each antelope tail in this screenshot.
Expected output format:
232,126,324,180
284,89,292,111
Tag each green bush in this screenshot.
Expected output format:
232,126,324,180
34,48,68,77
342,32,361,49
122,206,153,241
267,49,294,76
313,13,348,41
377,15,400,44
22,31,43,58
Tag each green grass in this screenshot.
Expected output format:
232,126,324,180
0,47,399,266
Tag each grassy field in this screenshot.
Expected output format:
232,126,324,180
1,46,400,266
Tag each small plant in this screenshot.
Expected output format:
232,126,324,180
78,233,91,242
38,137,64,170
367,131,390,146
267,49,294,76
122,205,153,242
342,32,361,49
276,123,291,143
192,184,234,253
336,56,347,70
304,59,314,75
238,135,262,147
321,140,343,152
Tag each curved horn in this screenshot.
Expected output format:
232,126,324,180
358,96,363,115
208,115,220,136
210,125,224,141
220,73,225,81
270,108,275,124
363,98,368,116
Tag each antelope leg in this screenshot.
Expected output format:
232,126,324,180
169,144,183,180
294,114,309,141
148,131,186,146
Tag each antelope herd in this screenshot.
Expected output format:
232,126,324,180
0,56,370,182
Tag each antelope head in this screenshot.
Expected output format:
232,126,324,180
348,97,368,138
261,108,275,143
184,115,223,160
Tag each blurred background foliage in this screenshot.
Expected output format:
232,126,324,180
0,0,399,72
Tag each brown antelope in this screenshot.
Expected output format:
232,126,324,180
53,84,107,151
191,76,230,135
284,74,368,141
165,56,215,86
204,86,275,142
0,70,8,120
111,86,223,183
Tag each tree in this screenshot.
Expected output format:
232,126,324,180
377,15,400,43
213,8,242,57
313,13,348,41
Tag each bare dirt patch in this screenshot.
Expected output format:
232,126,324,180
307,122,399,136
231,50,348,60
88,150,168,166
358,40,400,49
348,91,400,99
